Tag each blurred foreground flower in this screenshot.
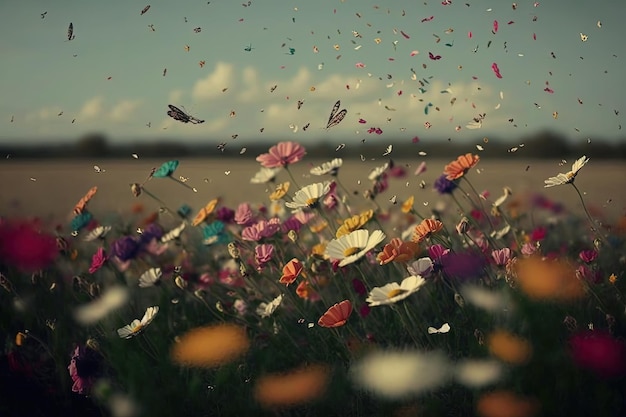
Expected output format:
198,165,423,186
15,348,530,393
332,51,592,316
512,256,583,301
477,390,539,417
170,324,250,368
0,219,58,272
68,344,102,395
74,285,129,325
487,330,533,365
570,330,626,378
254,364,330,408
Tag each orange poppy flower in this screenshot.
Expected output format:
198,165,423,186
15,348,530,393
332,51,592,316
444,153,480,181
280,258,303,285
73,186,98,215
318,300,352,328
411,218,443,243
296,280,315,300
377,238,419,265
191,199,219,226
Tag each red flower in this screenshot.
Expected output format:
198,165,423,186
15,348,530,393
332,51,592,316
318,300,352,328
89,247,107,274
280,258,303,286
0,220,58,271
570,331,626,378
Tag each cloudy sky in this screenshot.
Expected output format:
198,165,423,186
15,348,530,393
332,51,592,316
0,0,624,146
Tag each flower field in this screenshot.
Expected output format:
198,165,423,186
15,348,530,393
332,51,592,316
1,142,625,417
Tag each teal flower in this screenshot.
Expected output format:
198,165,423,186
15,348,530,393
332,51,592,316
202,221,230,245
71,212,93,234
153,160,179,178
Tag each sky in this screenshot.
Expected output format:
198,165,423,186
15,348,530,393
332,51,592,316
0,0,625,147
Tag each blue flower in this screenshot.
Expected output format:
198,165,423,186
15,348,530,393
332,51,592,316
433,174,458,195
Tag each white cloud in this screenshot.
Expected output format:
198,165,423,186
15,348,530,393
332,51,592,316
192,62,236,101
109,99,143,122
79,96,105,120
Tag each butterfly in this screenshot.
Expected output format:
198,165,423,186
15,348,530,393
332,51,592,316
326,100,347,129
140,5,151,15
67,22,75,41
167,105,204,124
428,52,441,60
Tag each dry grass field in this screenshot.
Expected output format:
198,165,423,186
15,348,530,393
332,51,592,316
0,158,624,225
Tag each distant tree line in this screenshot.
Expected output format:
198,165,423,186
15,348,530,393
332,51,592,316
1,131,625,159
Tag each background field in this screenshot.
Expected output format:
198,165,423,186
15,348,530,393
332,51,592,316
1,158,623,227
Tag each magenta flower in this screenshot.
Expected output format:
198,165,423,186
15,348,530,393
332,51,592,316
254,243,275,266
89,247,107,274
570,331,626,378
256,141,306,168
67,345,101,396
579,249,598,263
521,242,538,257
234,203,254,225
491,248,512,267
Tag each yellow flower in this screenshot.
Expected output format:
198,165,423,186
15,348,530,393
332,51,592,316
311,243,327,258
192,199,219,226
609,274,617,284
269,182,290,201
336,209,374,238
15,332,27,346
309,219,328,234
401,196,414,214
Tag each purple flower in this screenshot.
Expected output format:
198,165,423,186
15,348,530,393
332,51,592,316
110,236,140,262
281,216,303,234
215,206,235,223
428,244,450,262
139,223,163,245
433,174,458,195
440,251,486,281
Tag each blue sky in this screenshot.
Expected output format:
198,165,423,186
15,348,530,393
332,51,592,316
0,0,624,145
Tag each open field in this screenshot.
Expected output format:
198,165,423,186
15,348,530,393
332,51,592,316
0,158,624,224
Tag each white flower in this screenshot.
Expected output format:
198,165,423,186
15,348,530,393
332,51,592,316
83,225,112,242
285,182,331,210
310,158,343,176
250,167,282,184
427,323,451,334
117,306,159,339
459,285,508,312
74,286,129,325
366,275,426,307
454,359,503,388
256,294,283,318
161,222,186,243
350,350,451,399
407,257,434,278
138,267,162,288
325,229,386,267
544,155,589,187
492,187,512,208
368,162,389,181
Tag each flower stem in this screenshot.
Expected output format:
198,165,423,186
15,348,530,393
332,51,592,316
570,182,609,246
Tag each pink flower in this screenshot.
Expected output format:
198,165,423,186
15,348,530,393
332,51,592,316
579,249,598,263
570,331,626,378
142,238,168,256
89,247,107,274
256,141,306,168
254,244,274,266
234,203,254,225
0,220,58,272
491,248,512,266
521,242,538,257
530,226,546,242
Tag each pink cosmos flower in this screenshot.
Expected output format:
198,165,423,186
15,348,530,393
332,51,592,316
89,247,107,274
491,248,512,266
256,141,306,168
0,219,58,272
254,243,274,266
521,242,538,257
234,203,254,225
579,249,598,263
570,331,626,378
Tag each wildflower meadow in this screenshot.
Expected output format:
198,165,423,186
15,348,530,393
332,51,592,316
1,142,625,417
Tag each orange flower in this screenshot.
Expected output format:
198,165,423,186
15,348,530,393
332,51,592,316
254,364,330,408
377,238,419,265
477,390,539,417
296,280,315,300
401,196,414,214
318,300,352,328
487,330,533,365
191,199,219,226
73,186,98,215
444,153,480,181
513,256,583,301
141,211,159,226
411,218,443,243
170,324,249,368
280,258,303,285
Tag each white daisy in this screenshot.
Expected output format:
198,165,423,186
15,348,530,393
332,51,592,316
250,167,282,184
324,229,386,267
368,162,389,181
492,187,512,209
138,267,162,288
310,158,343,176
285,182,331,210
350,350,451,399
83,225,112,242
366,275,426,307
256,294,284,318
117,306,159,339
73,285,129,325
161,222,186,243
544,155,589,187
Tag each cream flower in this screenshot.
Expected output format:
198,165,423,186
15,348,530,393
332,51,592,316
256,294,284,318
366,275,426,306
117,306,159,339
324,229,386,267
83,225,112,242
250,167,282,184
544,156,589,188
310,158,343,176
285,182,331,210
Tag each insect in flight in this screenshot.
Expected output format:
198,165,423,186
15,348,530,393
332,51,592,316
140,5,151,15
244,44,254,51
325,100,347,129
67,22,75,41
167,105,204,124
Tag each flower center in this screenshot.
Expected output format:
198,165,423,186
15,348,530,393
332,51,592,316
387,289,406,298
343,247,360,257
132,324,144,334
306,197,319,207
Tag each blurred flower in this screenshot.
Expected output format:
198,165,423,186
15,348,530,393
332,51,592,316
110,236,139,262
285,182,331,210
350,350,450,399
138,267,162,288
256,294,283,318
407,257,434,278
177,203,192,218
233,299,247,315
428,243,450,261
71,212,93,234
411,218,443,243
578,249,598,263
215,206,235,223
491,248,512,266
401,196,414,214
171,324,250,368
368,162,389,181
0,219,58,272
576,264,602,284
325,229,386,267
89,247,107,274
336,209,374,238
520,242,538,256
256,141,306,168
366,275,426,307
117,306,159,339
487,330,533,365
318,300,352,328
83,225,111,242
296,280,318,300
269,182,290,201
456,216,470,234
161,222,186,243
544,155,589,188
280,258,303,285
310,158,343,176
476,390,539,417
570,330,626,378
192,199,219,226
433,174,458,194
454,359,503,388
460,285,508,312
68,345,102,396
74,286,129,325
444,153,480,181
514,256,583,301
254,364,330,408
202,221,228,245
376,238,418,265
250,167,282,184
